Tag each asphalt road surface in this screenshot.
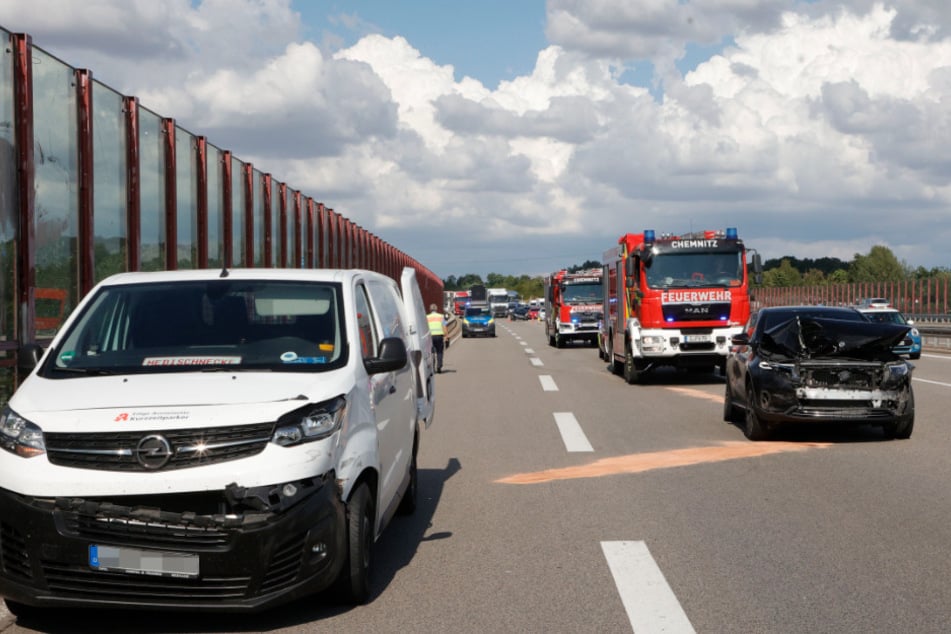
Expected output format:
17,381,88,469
6,319,951,633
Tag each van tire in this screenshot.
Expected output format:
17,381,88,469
334,483,374,604
397,445,418,515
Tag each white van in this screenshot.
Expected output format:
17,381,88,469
0,267,433,613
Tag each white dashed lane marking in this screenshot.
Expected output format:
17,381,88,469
553,412,593,452
539,375,558,391
530,358,544,367
601,541,696,634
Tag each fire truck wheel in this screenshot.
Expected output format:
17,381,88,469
623,344,642,384
555,333,564,348
609,338,623,375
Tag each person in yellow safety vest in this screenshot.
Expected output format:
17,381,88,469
427,304,447,373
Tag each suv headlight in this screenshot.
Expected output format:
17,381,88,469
272,396,347,447
0,406,46,458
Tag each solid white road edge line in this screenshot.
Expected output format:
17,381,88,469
913,377,951,388
553,412,593,452
539,375,558,391
601,540,696,634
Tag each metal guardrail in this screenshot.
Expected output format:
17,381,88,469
919,327,951,353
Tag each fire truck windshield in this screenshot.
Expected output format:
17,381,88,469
644,252,743,288
562,283,602,304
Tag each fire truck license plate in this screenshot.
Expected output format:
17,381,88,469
683,334,712,343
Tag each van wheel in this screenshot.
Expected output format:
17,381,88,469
334,483,374,604
397,445,418,515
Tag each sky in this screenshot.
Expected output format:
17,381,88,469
2,0,951,279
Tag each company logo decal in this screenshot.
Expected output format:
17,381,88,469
135,435,173,470
114,411,190,423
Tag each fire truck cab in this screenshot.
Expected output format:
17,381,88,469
600,228,761,383
545,269,603,348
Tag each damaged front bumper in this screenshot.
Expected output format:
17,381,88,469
0,473,346,612
751,359,914,426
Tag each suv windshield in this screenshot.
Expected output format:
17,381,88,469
44,280,346,376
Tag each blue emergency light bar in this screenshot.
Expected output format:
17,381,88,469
644,229,655,243
726,227,738,239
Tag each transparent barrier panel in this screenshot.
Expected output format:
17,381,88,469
206,143,223,268
92,79,128,282
32,47,78,336
175,126,196,268
139,106,166,271
0,29,16,344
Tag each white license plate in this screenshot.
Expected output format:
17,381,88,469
683,334,712,343
89,544,199,578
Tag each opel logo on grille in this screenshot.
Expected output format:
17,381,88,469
135,435,173,470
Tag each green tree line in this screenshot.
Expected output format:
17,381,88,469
442,261,602,299
443,247,951,291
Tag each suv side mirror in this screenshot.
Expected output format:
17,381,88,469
364,337,408,374
731,332,750,346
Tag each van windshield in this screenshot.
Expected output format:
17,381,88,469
44,280,347,377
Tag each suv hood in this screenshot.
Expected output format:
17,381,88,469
763,316,910,360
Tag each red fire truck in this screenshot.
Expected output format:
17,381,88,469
452,290,470,316
600,228,762,383
545,269,603,348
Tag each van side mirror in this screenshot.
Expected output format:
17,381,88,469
364,337,408,374
17,343,44,373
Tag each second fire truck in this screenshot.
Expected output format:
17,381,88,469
600,228,761,383
545,269,604,348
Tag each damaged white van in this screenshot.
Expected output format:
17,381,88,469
0,267,434,613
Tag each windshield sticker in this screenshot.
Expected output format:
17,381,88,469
318,343,334,352
282,356,328,364
59,351,76,363
280,351,299,362
142,356,242,367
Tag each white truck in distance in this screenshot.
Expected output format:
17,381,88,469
487,288,509,317
0,267,434,614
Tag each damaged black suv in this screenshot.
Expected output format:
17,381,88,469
724,306,915,441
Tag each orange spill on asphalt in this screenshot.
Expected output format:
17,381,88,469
665,386,725,403
496,441,831,485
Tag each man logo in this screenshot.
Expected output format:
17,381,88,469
135,435,173,470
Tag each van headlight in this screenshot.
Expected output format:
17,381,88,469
272,396,347,447
0,406,46,458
